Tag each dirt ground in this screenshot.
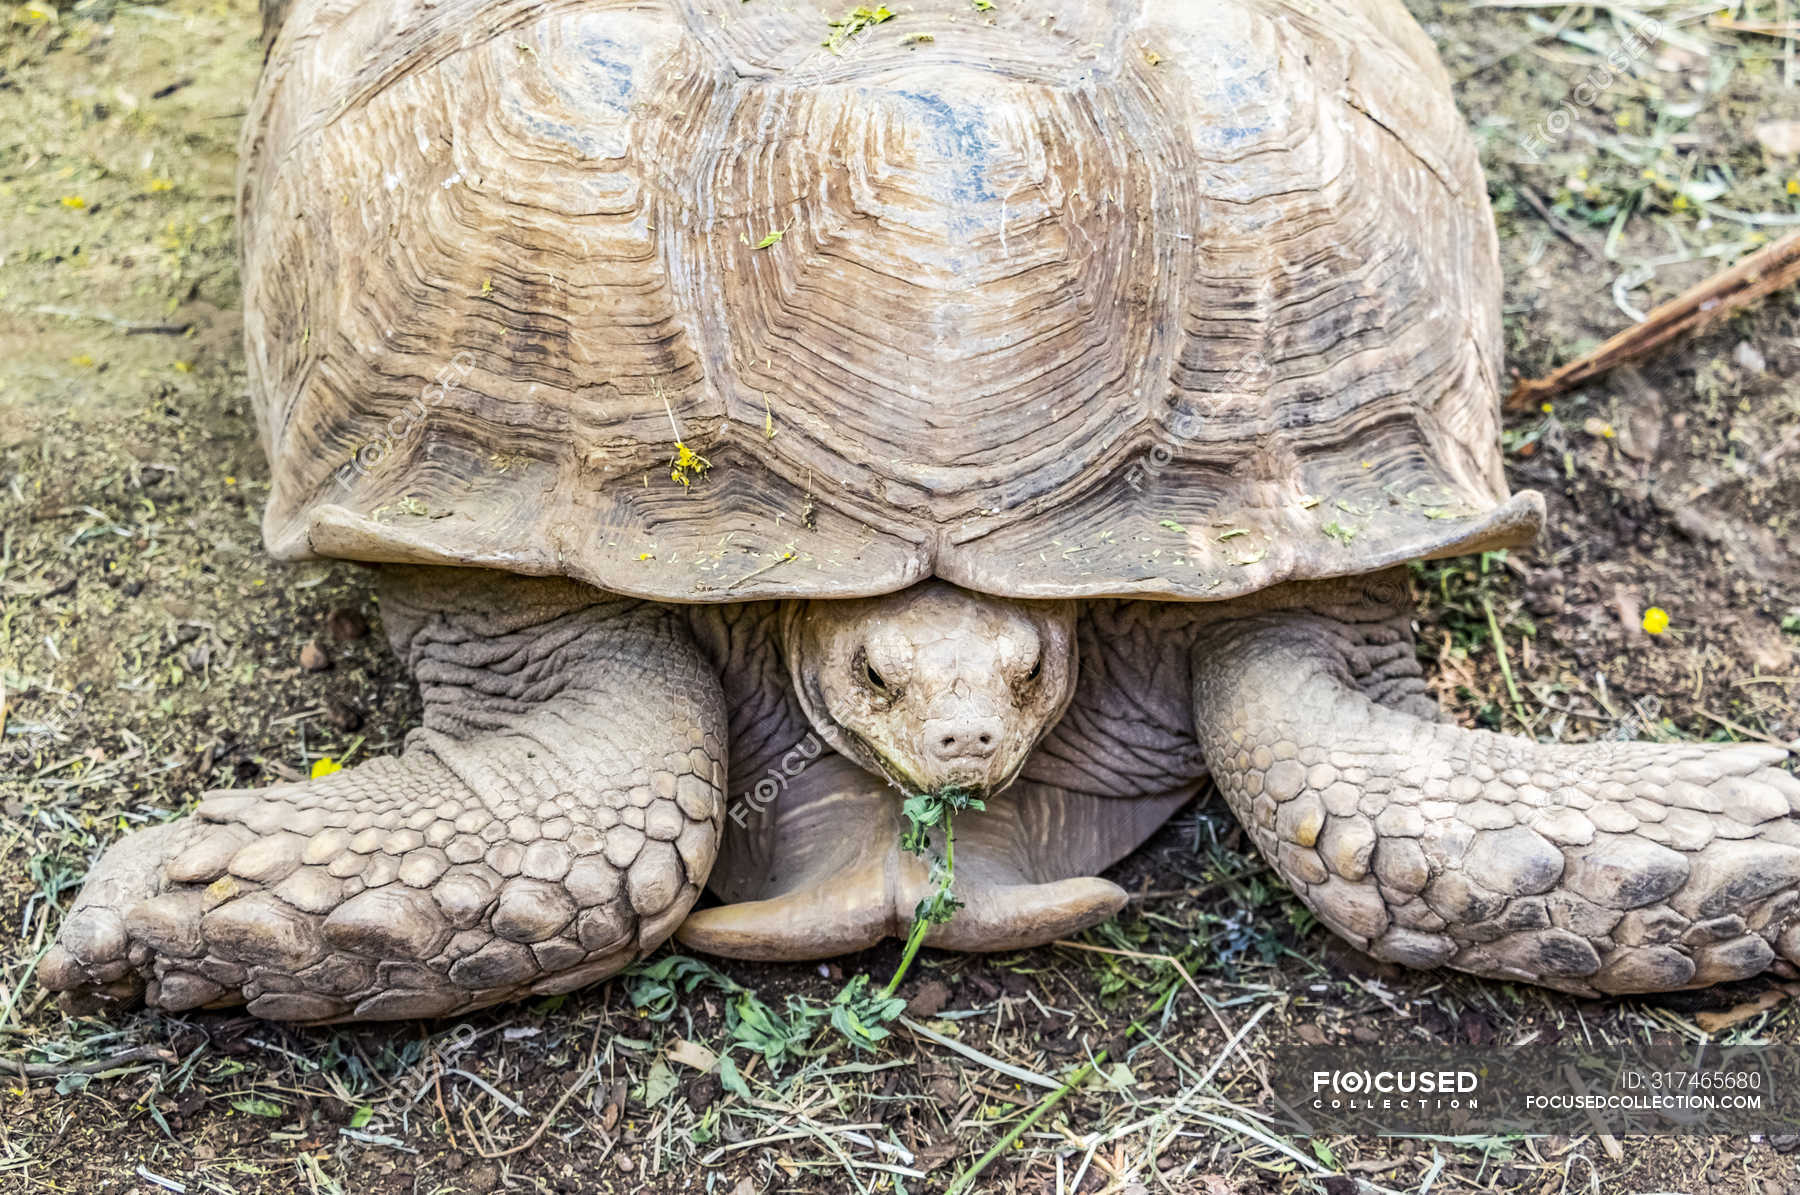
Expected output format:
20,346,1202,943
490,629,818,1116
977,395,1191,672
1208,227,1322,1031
3,1,1800,1192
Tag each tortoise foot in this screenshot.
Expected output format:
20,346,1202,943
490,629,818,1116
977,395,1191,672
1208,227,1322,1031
41,572,726,1022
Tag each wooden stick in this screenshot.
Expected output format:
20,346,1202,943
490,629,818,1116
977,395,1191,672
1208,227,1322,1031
2,1044,176,1080
1506,230,1800,410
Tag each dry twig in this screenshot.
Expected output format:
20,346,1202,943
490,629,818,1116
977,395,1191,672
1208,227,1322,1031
1507,231,1800,409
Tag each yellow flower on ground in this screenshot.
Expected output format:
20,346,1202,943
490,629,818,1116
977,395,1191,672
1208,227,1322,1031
1641,607,1670,635
311,756,343,779
59,195,86,209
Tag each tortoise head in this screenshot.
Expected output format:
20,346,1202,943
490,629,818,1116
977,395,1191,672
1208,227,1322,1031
782,583,1077,796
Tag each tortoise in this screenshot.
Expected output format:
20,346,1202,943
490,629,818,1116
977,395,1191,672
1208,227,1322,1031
39,0,1800,1022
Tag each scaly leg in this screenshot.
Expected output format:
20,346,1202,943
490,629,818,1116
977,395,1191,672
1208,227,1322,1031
39,568,725,1021
1190,575,1800,995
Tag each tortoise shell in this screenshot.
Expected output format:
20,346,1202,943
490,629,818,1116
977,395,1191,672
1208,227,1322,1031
241,0,1543,601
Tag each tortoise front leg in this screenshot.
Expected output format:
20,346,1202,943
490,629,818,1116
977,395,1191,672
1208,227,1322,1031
39,568,725,1022
1189,577,1800,995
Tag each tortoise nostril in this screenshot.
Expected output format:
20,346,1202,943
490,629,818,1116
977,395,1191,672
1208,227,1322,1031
925,718,1004,763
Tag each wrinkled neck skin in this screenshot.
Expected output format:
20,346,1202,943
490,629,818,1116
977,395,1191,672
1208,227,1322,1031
779,582,1078,798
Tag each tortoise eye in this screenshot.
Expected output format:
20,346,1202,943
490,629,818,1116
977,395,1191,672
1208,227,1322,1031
863,660,887,691
1025,655,1042,683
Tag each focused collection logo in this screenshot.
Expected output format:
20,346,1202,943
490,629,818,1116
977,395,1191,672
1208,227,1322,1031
1309,1068,1483,1112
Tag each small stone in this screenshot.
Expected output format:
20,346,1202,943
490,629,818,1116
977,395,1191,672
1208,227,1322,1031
325,607,369,642
325,698,364,733
299,641,332,672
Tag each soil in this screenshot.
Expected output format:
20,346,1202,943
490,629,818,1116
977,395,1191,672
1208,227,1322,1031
2,1,1799,1192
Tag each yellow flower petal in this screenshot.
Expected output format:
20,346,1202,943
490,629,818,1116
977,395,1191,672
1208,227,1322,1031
1641,607,1670,635
311,756,343,779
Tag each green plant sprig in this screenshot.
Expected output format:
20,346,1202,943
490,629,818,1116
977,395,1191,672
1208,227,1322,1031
881,786,983,998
